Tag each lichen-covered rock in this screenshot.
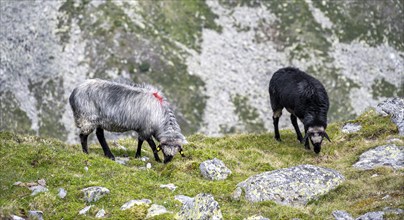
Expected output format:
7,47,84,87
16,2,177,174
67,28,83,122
356,211,384,220
342,123,362,133
145,204,169,219
376,97,404,136
120,199,152,210
28,211,43,220
332,210,354,220
81,186,110,203
177,193,223,220
234,164,344,206
200,158,232,180
353,144,404,170
244,215,270,220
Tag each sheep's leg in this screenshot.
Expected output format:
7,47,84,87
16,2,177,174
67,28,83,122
135,138,144,158
95,128,115,160
303,127,310,150
79,133,89,154
273,109,282,141
290,114,303,142
146,138,162,163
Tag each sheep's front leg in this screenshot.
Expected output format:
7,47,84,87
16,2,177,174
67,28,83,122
290,114,303,143
135,138,144,158
273,110,282,141
146,138,162,163
79,133,89,154
303,127,310,150
96,128,115,160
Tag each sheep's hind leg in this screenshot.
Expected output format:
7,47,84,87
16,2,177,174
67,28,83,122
273,109,282,141
79,133,89,154
135,138,144,158
95,128,115,160
146,138,162,163
290,114,303,143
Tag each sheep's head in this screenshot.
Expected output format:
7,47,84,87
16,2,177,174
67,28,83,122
157,140,187,163
304,126,331,154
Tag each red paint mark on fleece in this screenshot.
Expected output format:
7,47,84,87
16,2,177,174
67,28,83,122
153,92,163,104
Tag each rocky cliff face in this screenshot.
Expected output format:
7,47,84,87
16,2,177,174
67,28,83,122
1,0,403,142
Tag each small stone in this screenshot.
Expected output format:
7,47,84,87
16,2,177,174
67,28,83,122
146,204,169,218
382,207,403,215
376,98,404,136
79,205,92,215
29,185,48,196
81,186,110,203
160,183,177,191
140,156,150,162
120,199,152,210
244,215,270,220
28,211,43,220
84,166,89,172
115,157,130,165
37,179,46,186
95,209,106,218
146,163,152,169
13,181,22,186
332,210,354,220
11,215,25,220
382,195,391,200
58,188,67,199
342,123,362,133
371,174,379,178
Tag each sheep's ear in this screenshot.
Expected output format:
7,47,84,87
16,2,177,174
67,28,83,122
182,139,189,145
324,132,331,142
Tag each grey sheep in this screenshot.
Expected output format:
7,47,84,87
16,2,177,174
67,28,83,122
69,79,187,163
269,67,331,154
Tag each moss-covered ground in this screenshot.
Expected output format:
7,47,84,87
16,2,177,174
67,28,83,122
0,110,403,219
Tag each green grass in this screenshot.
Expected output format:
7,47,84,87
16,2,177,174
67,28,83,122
0,110,403,219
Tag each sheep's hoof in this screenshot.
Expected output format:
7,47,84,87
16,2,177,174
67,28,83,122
135,154,141,158
275,137,282,142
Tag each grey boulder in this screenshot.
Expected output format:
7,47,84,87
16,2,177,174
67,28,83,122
145,204,169,219
200,158,232,180
120,199,152,210
234,164,344,206
353,144,404,170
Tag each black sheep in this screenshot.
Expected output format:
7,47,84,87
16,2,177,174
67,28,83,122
268,67,330,154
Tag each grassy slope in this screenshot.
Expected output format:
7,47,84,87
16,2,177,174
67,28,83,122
0,110,403,219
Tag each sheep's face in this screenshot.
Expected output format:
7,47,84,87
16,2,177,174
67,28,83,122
306,126,331,154
159,144,184,163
